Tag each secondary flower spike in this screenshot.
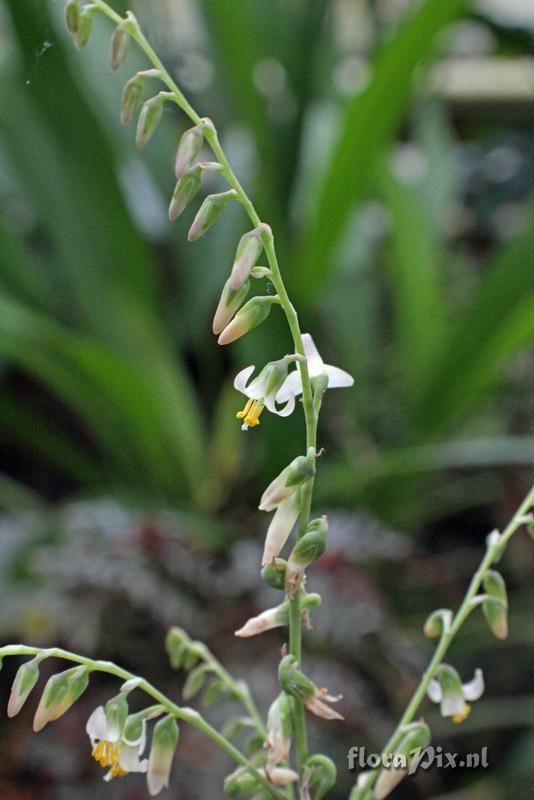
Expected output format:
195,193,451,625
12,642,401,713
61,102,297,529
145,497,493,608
427,665,484,723
276,333,354,405
234,356,300,430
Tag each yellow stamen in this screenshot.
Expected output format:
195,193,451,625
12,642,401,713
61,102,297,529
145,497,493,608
244,400,264,428
236,398,254,419
92,741,127,777
452,703,471,724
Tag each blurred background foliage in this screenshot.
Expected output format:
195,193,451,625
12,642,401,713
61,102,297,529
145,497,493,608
0,0,533,798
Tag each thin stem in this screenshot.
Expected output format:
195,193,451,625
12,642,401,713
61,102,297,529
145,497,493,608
0,644,285,800
356,484,534,795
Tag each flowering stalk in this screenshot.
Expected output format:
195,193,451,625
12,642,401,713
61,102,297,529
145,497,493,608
350,484,534,799
0,645,285,800
86,0,317,774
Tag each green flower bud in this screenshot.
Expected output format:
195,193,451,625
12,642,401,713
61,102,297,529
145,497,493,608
267,692,294,765
73,4,96,49
165,627,191,670
147,716,179,796
261,558,287,591
229,225,270,291
33,666,89,732
224,767,260,797
168,165,202,221
136,93,167,149
202,678,226,706
212,277,251,335
374,723,430,800
259,449,316,512
104,693,128,742
175,124,204,179
7,658,40,718
188,190,236,241
64,0,81,34
483,570,508,640
110,22,129,70
423,608,453,638
217,296,279,346
278,655,315,703
286,517,328,594
182,664,210,700
305,754,337,800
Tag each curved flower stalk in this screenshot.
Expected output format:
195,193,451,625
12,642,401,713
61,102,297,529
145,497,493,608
1,4,532,800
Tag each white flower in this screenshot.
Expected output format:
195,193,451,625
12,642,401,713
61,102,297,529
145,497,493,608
86,705,148,782
234,357,296,430
427,667,484,723
276,333,354,404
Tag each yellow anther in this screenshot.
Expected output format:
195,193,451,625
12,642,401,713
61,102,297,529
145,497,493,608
244,400,264,428
452,703,471,724
236,398,254,419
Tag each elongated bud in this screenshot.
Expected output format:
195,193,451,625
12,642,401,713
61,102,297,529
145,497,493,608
423,608,453,638
165,627,191,670
235,594,321,638
349,772,374,800
7,658,40,717
111,22,129,70
260,449,316,512
261,558,287,590
189,190,236,241
64,0,81,34
182,664,210,700
286,516,328,594
33,666,89,732
147,715,179,796
120,75,144,125
267,692,294,766
104,693,129,742
482,570,508,639
374,723,431,800
224,766,298,797
278,656,315,703
304,755,337,800
136,93,167,149
175,124,204,179
229,225,270,291
217,295,278,345
212,278,250,335
73,5,96,49
168,166,202,221
263,491,302,565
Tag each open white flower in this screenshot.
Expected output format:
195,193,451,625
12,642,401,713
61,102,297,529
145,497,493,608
276,333,354,404
234,357,296,430
86,705,148,782
427,667,484,723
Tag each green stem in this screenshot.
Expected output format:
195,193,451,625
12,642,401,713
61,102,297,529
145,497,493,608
0,644,285,800
356,484,534,795
89,0,319,779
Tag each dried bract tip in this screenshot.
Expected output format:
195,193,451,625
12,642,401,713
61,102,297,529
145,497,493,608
217,296,278,345
175,124,204,179
64,0,81,34
111,22,129,70
168,166,202,221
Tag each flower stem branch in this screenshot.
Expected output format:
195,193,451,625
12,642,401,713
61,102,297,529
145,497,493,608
90,0,316,776
0,644,285,800
353,484,534,797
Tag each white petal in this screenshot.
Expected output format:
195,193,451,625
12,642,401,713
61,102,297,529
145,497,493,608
440,691,465,718
262,495,300,565
276,370,303,403
324,364,354,389
301,333,325,376
265,391,296,417
426,680,442,704
462,669,484,701
234,365,255,394
120,745,148,773
86,706,107,743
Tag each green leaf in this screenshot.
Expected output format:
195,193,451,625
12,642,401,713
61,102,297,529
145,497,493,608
295,0,467,300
